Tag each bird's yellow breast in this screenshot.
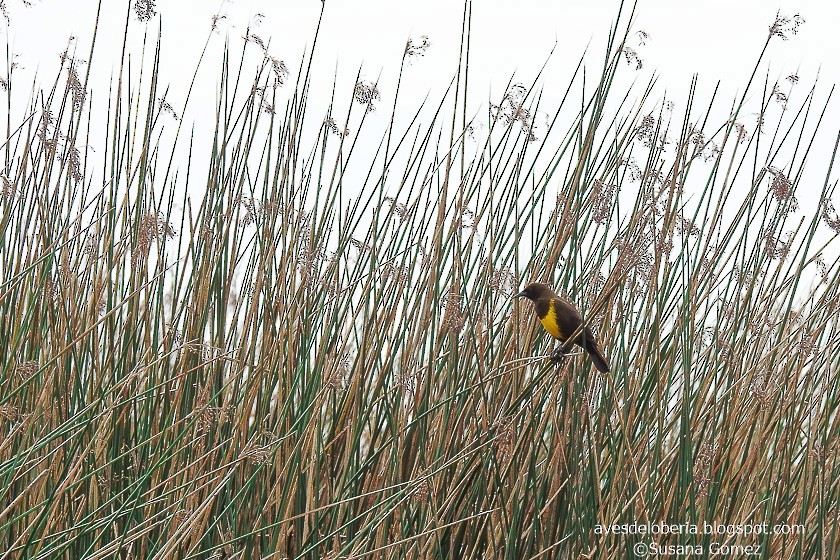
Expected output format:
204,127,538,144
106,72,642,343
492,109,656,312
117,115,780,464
539,300,563,340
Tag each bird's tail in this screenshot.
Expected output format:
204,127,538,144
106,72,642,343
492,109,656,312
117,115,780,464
585,343,610,373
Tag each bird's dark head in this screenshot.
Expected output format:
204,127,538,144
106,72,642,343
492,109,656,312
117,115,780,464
515,282,552,301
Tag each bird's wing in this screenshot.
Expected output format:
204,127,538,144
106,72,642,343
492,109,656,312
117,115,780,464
552,298,583,341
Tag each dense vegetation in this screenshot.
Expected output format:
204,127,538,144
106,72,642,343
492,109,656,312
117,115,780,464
0,2,837,558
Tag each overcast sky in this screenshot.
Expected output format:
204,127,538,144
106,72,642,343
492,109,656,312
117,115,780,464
6,0,836,93
3,0,838,218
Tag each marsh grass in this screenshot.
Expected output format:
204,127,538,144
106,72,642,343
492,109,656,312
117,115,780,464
0,2,839,559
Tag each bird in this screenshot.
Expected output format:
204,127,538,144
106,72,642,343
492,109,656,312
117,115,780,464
515,282,610,373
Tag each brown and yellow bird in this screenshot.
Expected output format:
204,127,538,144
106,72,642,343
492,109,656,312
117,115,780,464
515,282,610,373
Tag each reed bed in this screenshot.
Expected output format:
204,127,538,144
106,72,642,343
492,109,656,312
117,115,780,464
0,2,838,559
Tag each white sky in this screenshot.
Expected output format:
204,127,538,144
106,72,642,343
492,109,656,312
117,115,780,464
3,0,839,220
6,0,837,95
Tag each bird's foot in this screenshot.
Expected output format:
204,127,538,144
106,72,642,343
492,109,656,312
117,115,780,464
549,346,568,365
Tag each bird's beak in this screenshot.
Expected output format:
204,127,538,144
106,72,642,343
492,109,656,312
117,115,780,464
513,290,527,299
